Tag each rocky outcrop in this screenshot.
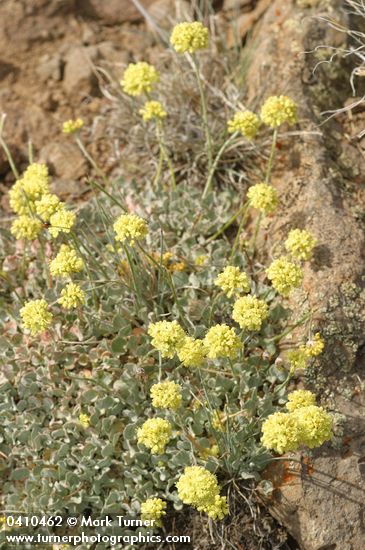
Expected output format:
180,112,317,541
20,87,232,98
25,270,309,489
244,1,365,548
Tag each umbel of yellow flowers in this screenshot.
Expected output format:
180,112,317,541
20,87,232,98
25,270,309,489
261,390,332,454
170,22,209,54
121,62,160,97
176,466,228,520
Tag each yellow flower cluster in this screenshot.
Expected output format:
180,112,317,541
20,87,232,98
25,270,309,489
247,183,278,214
304,333,325,357
232,295,269,331
50,245,84,278
203,324,241,360
260,95,298,128
9,163,49,215
58,283,85,309
176,466,228,520
261,405,332,454
287,348,308,372
177,336,206,367
20,299,53,336
113,213,148,245
296,405,333,448
121,62,160,97
49,208,76,238
266,257,303,297
227,111,260,140
261,412,301,454
211,410,225,432
62,118,84,135
79,413,90,427
10,216,42,241
148,320,186,358
137,418,172,454
285,228,317,261
150,381,182,410
170,22,209,54
286,390,316,412
139,100,167,122
215,266,250,298
35,193,61,221
140,498,166,527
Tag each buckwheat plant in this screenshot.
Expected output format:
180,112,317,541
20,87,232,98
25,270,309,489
1,21,333,547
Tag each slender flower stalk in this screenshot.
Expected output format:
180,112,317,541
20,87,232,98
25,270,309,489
191,55,213,173
155,121,176,191
202,131,239,199
250,129,278,257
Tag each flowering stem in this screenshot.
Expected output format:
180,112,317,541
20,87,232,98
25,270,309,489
87,177,126,211
265,129,278,184
76,136,107,184
191,55,213,173
0,114,19,179
123,244,143,308
153,141,164,189
230,206,250,260
70,233,98,308
202,132,239,199
207,202,249,243
156,121,176,191
250,211,263,258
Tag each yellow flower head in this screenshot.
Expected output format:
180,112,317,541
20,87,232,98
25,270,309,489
20,299,53,336
232,295,269,331
148,320,186,358
137,418,172,454
247,183,279,214
199,443,219,460
63,118,84,135
260,95,298,128
140,498,166,527
150,381,182,410
195,254,208,266
170,21,209,54
169,261,186,273
215,266,250,298
287,348,308,373
293,405,332,448
11,215,42,241
211,410,225,432
285,228,317,261
139,100,167,122
113,213,148,245
121,62,160,97
304,333,324,357
9,163,49,215
205,495,229,520
266,257,303,297
35,193,62,221
286,390,316,412
261,411,301,454
49,208,76,238
50,244,84,278
227,111,260,140
176,466,228,519
58,283,85,309
177,336,206,368
203,324,241,360
79,413,90,427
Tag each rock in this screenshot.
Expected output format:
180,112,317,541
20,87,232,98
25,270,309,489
243,0,365,548
63,46,99,97
39,142,87,180
36,54,62,82
75,0,155,24
146,0,192,29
